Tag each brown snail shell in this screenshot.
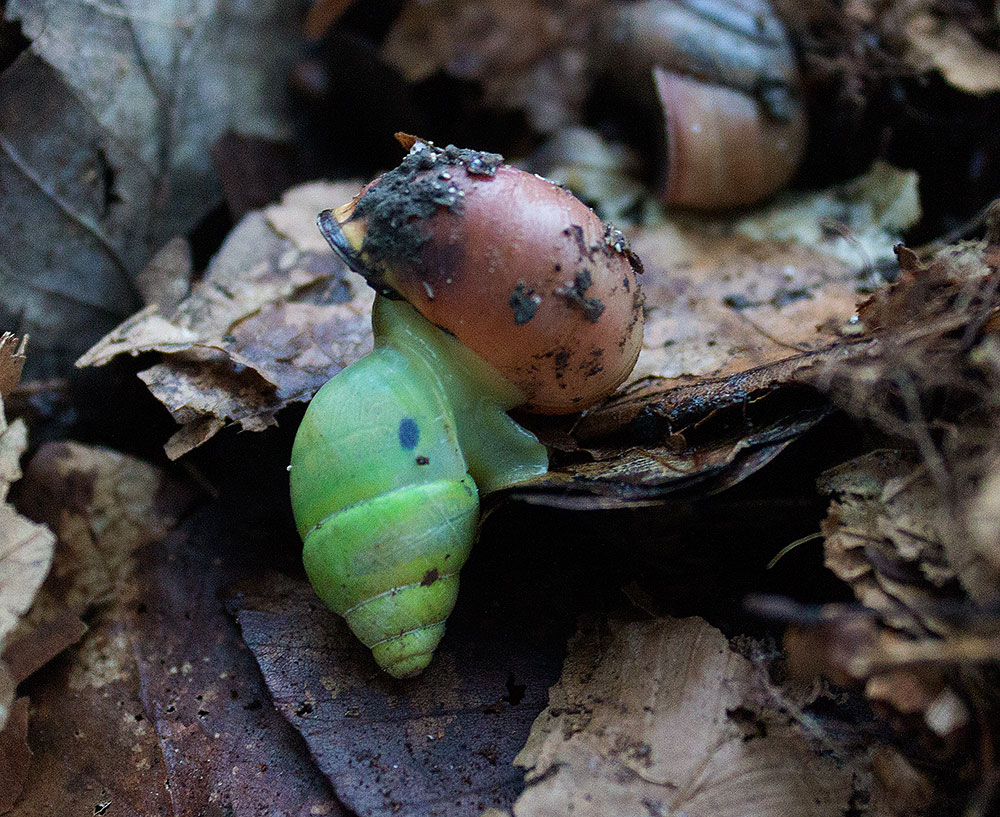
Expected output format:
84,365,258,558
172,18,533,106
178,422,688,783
320,137,645,413
653,66,807,210
599,0,807,209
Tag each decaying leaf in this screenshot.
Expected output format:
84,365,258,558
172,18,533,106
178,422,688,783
78,181,374,458
0,496,53,732
511,395,830,508
734,162,921,268
0,696,31,812
0,381,55,733
134,236,193,314
819,450,963,637
903,11,1000,95
749,234,1000,813
7,501,340,816
633,161,920,384
15,441,194,614
812,238,1000,601
383,0,603,132
0,334,27,402
513,616,862,817
0,0,298,375
229,537,584,817
0,338,55,798
0,439,194,806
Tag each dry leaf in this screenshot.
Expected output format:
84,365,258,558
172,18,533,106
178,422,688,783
0,439,193,763
513,616,861,817
811,238,1000,602
0,401,55,732
1,1,298,374
15,441,195,615
634,162,919,384
0,696,31,811
904,12,1000,95
229,540,584,817
819,450,962,637
0,334,27,401
79,181,374,458
7,501,339,816
383,0,602,132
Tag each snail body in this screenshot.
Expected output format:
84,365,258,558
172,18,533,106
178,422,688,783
290,137,643,677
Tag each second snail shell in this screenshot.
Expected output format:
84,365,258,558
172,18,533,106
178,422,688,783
599,0,807,210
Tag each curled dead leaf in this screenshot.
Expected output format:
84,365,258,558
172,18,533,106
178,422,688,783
78,182,375,458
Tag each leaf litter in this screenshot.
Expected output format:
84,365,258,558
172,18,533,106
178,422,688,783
755,227,1000,810
3,443,341,815
512,616,865,817
0,0,298,375
3,0,1000,814
68,154,943,815
0,336,55,736
78,181,374,459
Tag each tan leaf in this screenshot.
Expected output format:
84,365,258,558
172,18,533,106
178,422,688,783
819,451,958,637
0,334,27,402
0,404,56,732
16,441,194,615
634,163,919,383
79,181,374,457
904,13,1000,95
514,616,859,817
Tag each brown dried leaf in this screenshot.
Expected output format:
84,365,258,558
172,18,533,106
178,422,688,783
382,0,602,132
0,607,87,688
810,240,1000,601
819,450,962,637
0,696,30,812
79,181,374,458
16,441,194,614
512,401,828,508
0,334,27,401
630,162,918,382
5,451,338,814
229,546,581,817
513,616,860,817
903,12,1000,95
0,440,190,744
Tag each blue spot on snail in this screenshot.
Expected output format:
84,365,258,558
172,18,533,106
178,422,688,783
289,136,643,678
398,417,420,450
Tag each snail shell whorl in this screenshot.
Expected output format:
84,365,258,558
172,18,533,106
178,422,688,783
654,67,807,210
290,341,477,678
600,0,807,209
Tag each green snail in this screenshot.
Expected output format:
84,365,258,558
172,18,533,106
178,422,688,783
289,135,644,678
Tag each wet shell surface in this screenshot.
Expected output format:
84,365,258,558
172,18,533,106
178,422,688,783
321,140,645,413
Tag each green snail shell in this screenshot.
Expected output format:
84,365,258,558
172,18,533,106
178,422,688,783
289,295,547,678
